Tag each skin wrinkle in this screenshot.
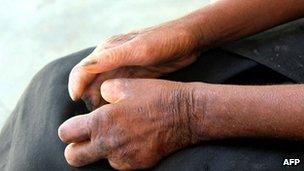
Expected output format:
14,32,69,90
184,86,198,144
61,0,304,169
167,85,194,148
177,89,192,146
108,32,139,44
189,83,210,141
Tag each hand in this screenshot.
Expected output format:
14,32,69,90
59,79,202,170
68,20,201,107
74,66,168,110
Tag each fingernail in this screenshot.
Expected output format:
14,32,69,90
69,88,76,101
80,59,98,67
58,123,69,142
68,82,77,101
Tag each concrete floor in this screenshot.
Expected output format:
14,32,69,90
0,0,209,129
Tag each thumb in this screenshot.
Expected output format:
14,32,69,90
79,44,136,74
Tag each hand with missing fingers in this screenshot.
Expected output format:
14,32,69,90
59,79,203,170
68,20,201,109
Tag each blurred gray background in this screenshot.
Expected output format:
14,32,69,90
0,0,209,129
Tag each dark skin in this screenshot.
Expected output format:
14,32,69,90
60,79,201,169
58,0,304,170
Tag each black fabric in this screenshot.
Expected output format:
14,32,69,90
223,18,304,83
1,47,302,171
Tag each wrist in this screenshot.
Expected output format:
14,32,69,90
183,82,216,142
169,14,212,52
185,82,241,141
176,5,217,50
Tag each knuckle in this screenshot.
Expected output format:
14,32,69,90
139,43,151,56
92,104,116,126
132,42,153,64
88,112,99,132
104,46,129,67
101,106,115,125
104,48,118,61
138,43,150,56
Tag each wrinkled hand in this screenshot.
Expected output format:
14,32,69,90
68,21,201,108
59,79,201,170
